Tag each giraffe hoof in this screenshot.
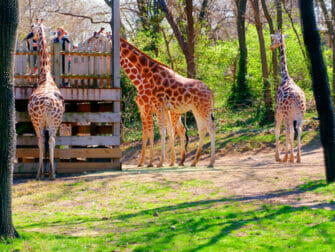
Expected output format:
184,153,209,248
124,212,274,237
208,163,214,168
147,164,153,168
178,162,184,166
156,163,163,168
191,162,197,167
137,164,143,167
275,158,282,163
169,163,175,167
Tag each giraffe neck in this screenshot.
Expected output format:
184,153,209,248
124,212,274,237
120,57,147,91
120,38,167,80
279,36,290,85
38,26,52,84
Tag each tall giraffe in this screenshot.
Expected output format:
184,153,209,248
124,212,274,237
270,32,306,163
120,38,215,167
28,20,65,179
86,34,187,167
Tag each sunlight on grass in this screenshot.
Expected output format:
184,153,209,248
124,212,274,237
2,175,335,251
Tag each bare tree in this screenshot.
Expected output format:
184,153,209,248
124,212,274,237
0,0,19,239
228,0,251,107
299,0,335,182
249,0,274,121
261,0,279,92
157,0,197,78
318,0,335,101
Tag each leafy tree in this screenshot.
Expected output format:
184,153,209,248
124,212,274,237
249,0,273,122
299,0,335,182
0,0,19,239
228,0,252,108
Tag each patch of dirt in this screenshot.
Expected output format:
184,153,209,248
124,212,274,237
119,140,328,208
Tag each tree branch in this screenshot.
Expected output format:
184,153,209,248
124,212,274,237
48,9,110,24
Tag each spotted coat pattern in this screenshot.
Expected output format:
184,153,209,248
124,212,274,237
120,38,215,167
85,34,187,167
28,22,65,179
271,33,306,163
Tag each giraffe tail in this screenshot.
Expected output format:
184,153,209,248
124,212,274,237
182,113,189,151
44,129,49,159
293,120,298,140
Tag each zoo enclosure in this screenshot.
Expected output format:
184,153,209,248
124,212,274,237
14,37,122,176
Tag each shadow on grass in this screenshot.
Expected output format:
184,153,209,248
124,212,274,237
115,180,328,221
114,180,333,251
10,180,333,251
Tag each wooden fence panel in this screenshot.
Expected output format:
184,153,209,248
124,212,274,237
14,37,121,175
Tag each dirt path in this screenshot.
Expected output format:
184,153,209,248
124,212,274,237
120,143,330,209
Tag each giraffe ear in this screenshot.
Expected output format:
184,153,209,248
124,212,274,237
283,34,289,38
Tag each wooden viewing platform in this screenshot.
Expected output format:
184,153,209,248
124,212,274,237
14,33,121,177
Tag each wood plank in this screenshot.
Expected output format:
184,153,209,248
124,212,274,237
75,125,114,135
14,161,121,174
16,112,120,123
17,135,120,146
112,0,120,88
16,148,122,159
14,87,121,101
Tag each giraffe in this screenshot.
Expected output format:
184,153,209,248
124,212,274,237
120,38,215,167
85,34,187,167
28,20,65,179
270,32,306,163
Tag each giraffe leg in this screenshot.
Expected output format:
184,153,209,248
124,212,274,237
289,122,295,163
48,132,56,180
207,116,215,168
147,116,154,167
138,114,149,167
156,108,166,167
176,117,186,166
296,120,303,163
166,111,176,166
283,121,290,162
191,115,207,167
36,133,44,180
275,111,283,162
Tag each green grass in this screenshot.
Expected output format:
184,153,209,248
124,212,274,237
2,175,335,251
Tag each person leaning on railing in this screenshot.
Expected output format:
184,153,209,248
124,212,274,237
25,27,38,75
53,27,71,86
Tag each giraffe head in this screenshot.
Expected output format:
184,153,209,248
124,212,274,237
30,19,45,45
270,32,288,50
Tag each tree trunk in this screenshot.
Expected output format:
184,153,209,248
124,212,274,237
249,0,273,122
159,0,196,78
228,0,251,107
276,0,282,32
332,0,335,102
185,0,196,78
261,0,279,93
0,0,19,239
299,0,335,182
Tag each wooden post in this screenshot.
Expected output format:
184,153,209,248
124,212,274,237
52,42,61,87
112,0,120,136
111,0,121,169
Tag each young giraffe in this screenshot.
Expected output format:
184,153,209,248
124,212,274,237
270,32,306,163
120,38,215,167
86,34,187,167
28,20,65,179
